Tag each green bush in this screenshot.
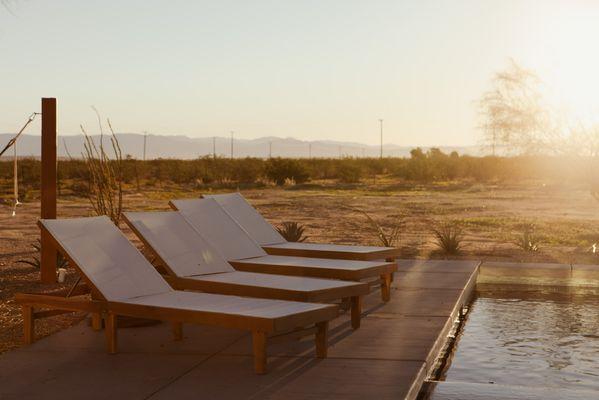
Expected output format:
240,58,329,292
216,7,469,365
336,159,363,183
232,157,264,184
265,158,309,185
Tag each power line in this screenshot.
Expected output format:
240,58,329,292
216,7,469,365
142,131,147,161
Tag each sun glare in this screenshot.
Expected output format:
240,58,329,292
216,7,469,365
525,2,599,128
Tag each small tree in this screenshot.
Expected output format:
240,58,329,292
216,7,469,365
479,60,551,155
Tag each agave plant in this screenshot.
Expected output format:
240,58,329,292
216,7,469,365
352,207,402,247
513,223,540,252
276,222,308,242
17,239,68,269
432,221,464,255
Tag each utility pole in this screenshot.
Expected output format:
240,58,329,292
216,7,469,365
230,131,234,159
338,145,342,159
212,136,216,158
379,119,383,159
143,131,148,161
308,143,312,159
268,141,272,158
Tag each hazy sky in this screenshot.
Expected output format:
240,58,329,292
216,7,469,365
2,0,599,146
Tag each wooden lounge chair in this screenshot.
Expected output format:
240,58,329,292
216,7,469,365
123,211,369,329
203,192,402,261
14,216,338,374
170,198,397,301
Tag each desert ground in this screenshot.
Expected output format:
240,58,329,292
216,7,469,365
2,181,599,353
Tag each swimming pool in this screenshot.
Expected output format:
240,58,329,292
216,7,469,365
442,288,599,393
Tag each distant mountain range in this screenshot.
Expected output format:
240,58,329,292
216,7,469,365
0,133,482,159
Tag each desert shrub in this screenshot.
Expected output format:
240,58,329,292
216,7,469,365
68,181,89,197
513,223,541,252
81,120,123,225
432,221,464,254
17,239,68,269
336,159,363,183
265,158,309,185
1,151,594,193
354,207,402,247
403,148,433,181
232,157,264,184
276,222,307,242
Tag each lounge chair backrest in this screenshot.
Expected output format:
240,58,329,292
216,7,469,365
40,217,172,301
203,193,286,246
170,198,267,260
123,211,234,277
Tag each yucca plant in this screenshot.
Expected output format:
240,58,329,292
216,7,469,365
432,221,464,255
353,207,402,247
17,239,68,269
514,223,540,252
276,221,308,242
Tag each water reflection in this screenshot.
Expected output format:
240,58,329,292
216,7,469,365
444,289,599,391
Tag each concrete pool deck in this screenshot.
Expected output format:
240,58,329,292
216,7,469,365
0,259,480,399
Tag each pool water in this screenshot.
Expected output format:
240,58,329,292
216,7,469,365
443,290,599,392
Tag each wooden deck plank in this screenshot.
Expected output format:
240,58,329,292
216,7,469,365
397,259,480,274
395,271,475,290
365,288,466,317
149,356,427,400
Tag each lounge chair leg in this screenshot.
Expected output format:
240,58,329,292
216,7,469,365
22,306,34,344
91,313,102,331
340,297,351,311
105,313,118,354
350,296,361,329
252,331,267,374
380,273,392,302
315,321,328,358
172,322,183,341
385,258,396,284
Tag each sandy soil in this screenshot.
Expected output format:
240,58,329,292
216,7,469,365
2,182,599,354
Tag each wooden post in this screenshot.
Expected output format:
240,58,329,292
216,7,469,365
40,98,57,283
